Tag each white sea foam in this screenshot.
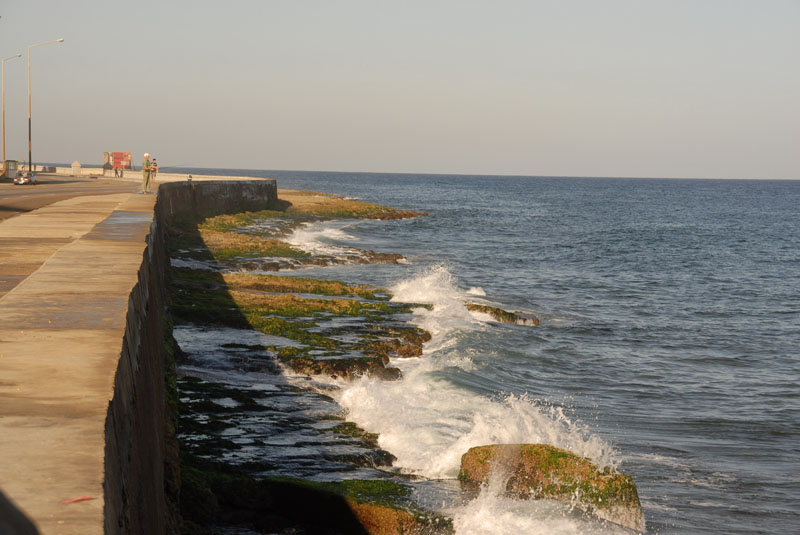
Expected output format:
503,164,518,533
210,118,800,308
467,286,486,296
449,493,629,535
287,221,361,257
389,264,483,344
467,309,496,323
317,264,623,533
333,265,618,480
337,372,615,478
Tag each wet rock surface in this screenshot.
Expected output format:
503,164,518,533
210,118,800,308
170,267,426,381
174,323,452,534
465,303,540,326
168,196,452,534
167,190,420,273
458,444,645,532
175,326,398,479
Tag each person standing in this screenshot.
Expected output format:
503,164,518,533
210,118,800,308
151,157,158,187
141,153,151,193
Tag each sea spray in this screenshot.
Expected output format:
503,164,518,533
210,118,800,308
287,221,362,257
331,265,619,481
273,227,627,532
452,456,604,534
336,375,616,479
389,264,484,343
449,494,631,535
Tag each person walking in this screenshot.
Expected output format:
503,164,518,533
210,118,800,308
141,153,152,193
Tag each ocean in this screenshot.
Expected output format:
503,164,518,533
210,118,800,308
170,169,799,534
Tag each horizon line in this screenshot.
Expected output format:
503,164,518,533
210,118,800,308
35,162,799,182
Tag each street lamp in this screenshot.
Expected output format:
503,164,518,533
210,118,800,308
2,53,21,177
27,38,64,174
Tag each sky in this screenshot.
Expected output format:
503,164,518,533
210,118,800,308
1,0,798,179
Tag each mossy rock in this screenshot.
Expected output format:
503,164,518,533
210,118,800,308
277,189,427,220
222,272,382,299
175,191,425,270
459,444,645,532
283,354,402,381
364,338,424,359
231,290,395,318
202,231,311,261
348,500,452,535
332,421,381,445
465,304,539,326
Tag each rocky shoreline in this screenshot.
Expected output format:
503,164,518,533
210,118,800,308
167,189,644,534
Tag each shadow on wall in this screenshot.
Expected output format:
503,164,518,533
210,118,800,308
0,490,39,535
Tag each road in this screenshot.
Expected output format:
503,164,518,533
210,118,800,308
0,174,138,221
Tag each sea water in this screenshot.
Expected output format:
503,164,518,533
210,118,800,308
170,169,800,534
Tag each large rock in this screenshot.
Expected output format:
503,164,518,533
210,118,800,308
459,444,645,532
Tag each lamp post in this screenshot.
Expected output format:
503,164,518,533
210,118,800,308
2,53,21,177
27,38,64,174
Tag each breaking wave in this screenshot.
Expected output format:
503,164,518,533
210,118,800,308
333,264,617,471
286,221,362,257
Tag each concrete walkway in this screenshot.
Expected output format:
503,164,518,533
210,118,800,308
0,192,157,534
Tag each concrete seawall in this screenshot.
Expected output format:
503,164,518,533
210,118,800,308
0,179,278,534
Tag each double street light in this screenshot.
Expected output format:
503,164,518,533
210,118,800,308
27,38,64,174
2,53,21,177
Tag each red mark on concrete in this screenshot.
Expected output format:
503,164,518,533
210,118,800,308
60,496,95,505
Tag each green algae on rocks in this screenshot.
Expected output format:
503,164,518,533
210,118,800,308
169,267,429,381
458,444,645,532
223,272,382,299
168,188,425,269
465,304,540,326
273,189,428,220
168,190,444,533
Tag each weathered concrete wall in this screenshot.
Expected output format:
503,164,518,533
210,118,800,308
156,180,279,221
103,180,277,534
104,215,171,534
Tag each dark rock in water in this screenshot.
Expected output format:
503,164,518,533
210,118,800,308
465,304,540,326
364,326,431,360
513,312,541,326
280,352,403,381
459,444,645,532
368,365,404,381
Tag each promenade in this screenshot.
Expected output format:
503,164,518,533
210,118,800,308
0,183,156,533
0,173,273,534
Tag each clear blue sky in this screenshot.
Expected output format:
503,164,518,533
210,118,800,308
2,0,798,178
